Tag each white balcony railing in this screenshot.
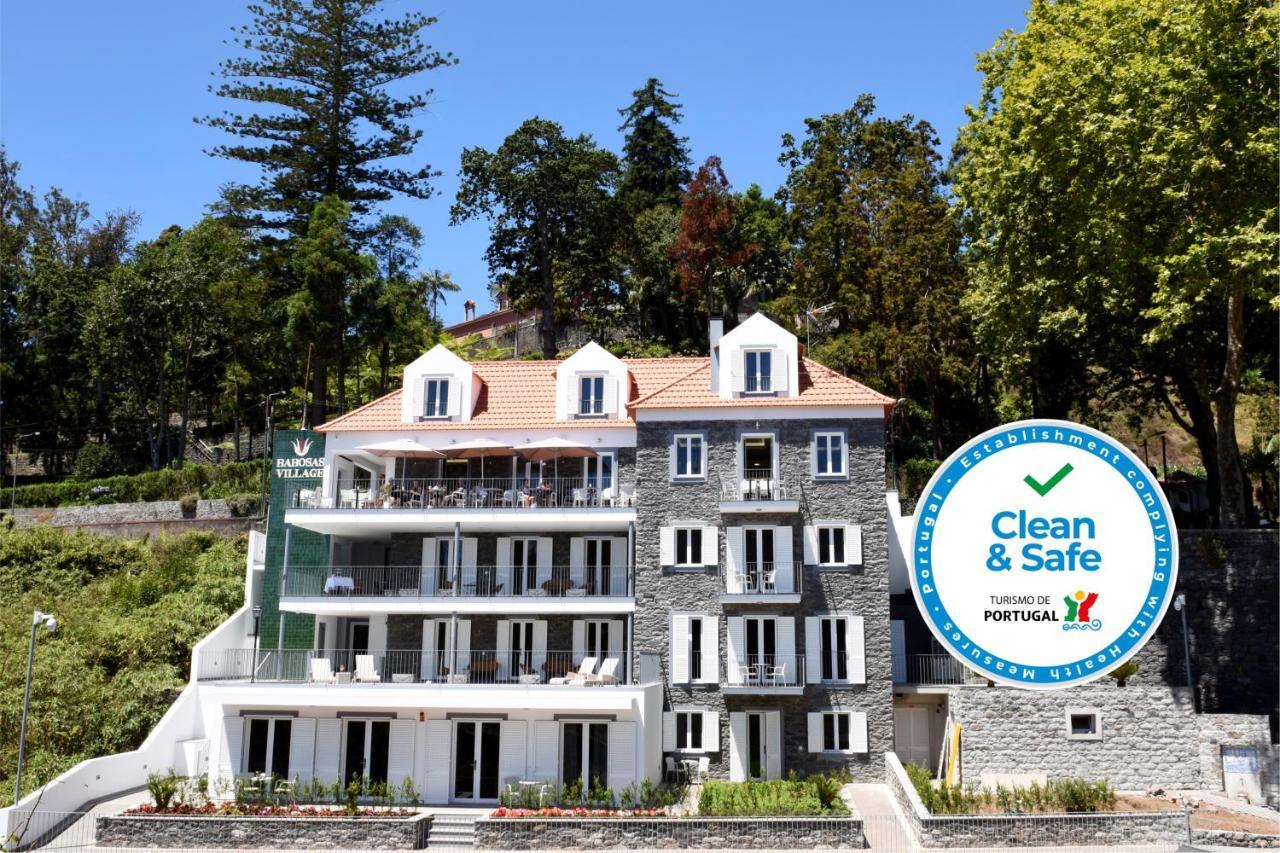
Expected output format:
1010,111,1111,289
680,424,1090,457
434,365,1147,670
723,654,805,688
722,562,801,596
719,471,791,503
282,565,632,599
287,477,635,511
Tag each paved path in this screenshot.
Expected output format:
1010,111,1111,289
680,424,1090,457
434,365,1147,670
846,782,914,850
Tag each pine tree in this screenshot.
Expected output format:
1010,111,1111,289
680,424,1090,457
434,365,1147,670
201,0,457,236
617,79,691,212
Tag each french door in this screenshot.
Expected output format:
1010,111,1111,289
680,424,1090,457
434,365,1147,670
509,620,535,677
511,538,538,595
584,538,613,595
453,721,501,801
561,721,608,792
743,528,774,593
344,620,369,673
744,617,777,681
746,712,766,780
343,719,389,786
584,452,615,495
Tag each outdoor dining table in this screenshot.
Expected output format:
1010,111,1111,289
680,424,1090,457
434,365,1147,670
324,575,355,595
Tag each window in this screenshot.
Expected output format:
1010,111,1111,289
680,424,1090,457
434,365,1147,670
673,435,705,479
578,375,605,416
1066,709,1102,740
675,527,704,567
675,711,704,751
818,617,850,682
744,349,772,393
244,717,291,777
584,539,613,594
817,526,846,566
584,619,612,659
424,379,450,418
743,527,774,593
823,713,851,752
689,617,703,682
814,432,845,477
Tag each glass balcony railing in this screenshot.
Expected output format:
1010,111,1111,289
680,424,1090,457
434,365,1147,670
286,478,636,510
281,565,633,599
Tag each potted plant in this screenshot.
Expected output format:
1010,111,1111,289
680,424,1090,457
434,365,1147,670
1108,661,1139,687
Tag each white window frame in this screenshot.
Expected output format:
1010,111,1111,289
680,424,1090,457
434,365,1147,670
1065,708,1103,741
674,526,704,568
242,715,292,777
672,434,706,480
813,431,847,478
674,710,705,751
816,525,847,567
423,377,451,419
822,712,851,752
583,451,616,492
817,616,851,683
577,373,606,417
743,349,773,394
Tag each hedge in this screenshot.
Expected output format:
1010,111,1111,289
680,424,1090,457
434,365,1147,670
8,461,265,509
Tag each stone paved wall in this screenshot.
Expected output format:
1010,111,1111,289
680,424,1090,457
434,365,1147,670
632,416,892,782
1190,828,1280,849
12,499,235,526
94,813,430,850
474,816,865,850
948,685,1201,789
1196,714,1279,804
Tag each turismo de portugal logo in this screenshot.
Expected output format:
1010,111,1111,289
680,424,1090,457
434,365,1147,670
910,419,1178,689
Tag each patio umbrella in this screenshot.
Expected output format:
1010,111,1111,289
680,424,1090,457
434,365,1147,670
358,438,445,458
512,437,596,480
440,437,512,479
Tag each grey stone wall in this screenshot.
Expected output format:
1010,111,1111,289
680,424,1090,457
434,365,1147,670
948,685,1201,789
1190,828,1280,849
475,816,865,850
1196,713,1279,804
13,498,235,526
632,416,892,782
94,813,430,849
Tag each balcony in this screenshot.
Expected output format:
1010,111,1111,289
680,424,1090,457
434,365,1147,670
721,561,802,605
197,648,631,687
893,653,982,687
718,473,799,514
721,654,806,695
278,565,635,615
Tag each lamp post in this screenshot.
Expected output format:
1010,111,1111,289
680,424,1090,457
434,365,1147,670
250,605,263,683
1173,593,1196,711
15,610,57,803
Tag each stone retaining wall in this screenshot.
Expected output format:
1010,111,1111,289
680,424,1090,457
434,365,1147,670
1190,828,1280,849
94,813,430,849
884,751,1188,848
13,498,236,526
474,815,866,849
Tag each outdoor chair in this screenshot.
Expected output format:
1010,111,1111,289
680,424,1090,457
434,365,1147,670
354,654,381,683
664,756,688,785
592,657,621,685
309,658,338,684
565,656,599,685
764,662,786,686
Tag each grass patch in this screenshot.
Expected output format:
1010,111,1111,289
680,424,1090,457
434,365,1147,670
904,763,1117,815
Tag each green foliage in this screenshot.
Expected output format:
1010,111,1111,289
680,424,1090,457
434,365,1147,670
0,528,245,805
71,444,125,481
904,763,1116,815
698,772,850,817
9,461,262,509
1107,661,1139,685
178,493,199,513
224,492,261,517
146,770,182,810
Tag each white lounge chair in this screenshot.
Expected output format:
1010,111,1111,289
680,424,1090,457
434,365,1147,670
565,656,599,686
310,658,337,683
354,654,381,683
593,657,621,685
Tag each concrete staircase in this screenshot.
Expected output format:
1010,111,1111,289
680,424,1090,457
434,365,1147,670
426,814,477,848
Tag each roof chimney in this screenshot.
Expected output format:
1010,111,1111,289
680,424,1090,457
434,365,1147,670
709,315,724,393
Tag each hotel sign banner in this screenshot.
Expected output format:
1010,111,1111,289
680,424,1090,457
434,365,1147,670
910,419,1178,689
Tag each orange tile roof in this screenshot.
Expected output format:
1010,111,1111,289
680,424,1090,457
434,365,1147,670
317,356,890,432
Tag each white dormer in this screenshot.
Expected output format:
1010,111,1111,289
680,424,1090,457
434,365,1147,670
716,313,800,400
555,341,629,420
400,345,477,422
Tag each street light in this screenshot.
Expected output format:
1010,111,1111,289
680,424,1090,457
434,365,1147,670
250,605,263,683
1172,593,1196,711
14,610,57,803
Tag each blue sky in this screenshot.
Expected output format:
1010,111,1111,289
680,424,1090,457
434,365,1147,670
1,1,1029,326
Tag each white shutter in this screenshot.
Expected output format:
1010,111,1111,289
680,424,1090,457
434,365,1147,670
726,617,745,685
765,712,782,780
602,376,618,417
772,349,788,392
805,617,822,685
731,348,746,393
701,526,718,566
773,526,793,593
289,718,316,781
421,619,437,680
662,712,677,751
461,538,478,590
700,615,719,684
668,440,678,480
851,712,869,754
535,538,553,591
728,713,748,781
531,721,559,781
496,620,511,681
776,618,796,683
808,713,824,753
802,526,818,565
608,721,637,794
569,537,585,588
847,524,863,566
218,715,244,783
496,538,512,594
572,620,586,665
410,376,425,419
388,720,415,787
659,527,675,566
725,527,745,593
499,721,528,787
455,620,471,677
702,710,720,752
699,439,709,478
669,614,689,684
607,619,625,676
423,720,451,803
809,434,819,478
532,620,548,676
314,719,342,785
848,615,866,684
446,379,462,417
420,537,437,595
610,537,627,594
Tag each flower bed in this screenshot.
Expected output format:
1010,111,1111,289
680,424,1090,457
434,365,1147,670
492,806,670,818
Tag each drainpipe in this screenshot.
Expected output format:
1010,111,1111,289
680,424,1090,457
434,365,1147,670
276,524,292,679
627,521,636,682
451,522,462,678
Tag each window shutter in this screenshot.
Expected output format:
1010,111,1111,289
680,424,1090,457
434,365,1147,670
776,618,796,683
410,377,424,420
662,713,676,751
809,433,819,478
218,715,244,782
700,615,719,684
455,620,471,675
499,721,528,786
848,615,866,684
701,526,719,567
668,441,678,480
313,719,342,785
461,537,478,589
773,526,793,593
602,377,618,416
608,619,625,674
387,720,416,787
423,720,452,802
802,526,818,565
846,524,863,566
569,538,585,587
532,620,548,676
495,538,512,594
610,538,628,594
288,717,316,781
669,614,689,684
728,713,748,781
607,721,637,794
421,619,437,680
420,537,437,595
731,348,746,393
496,620,511,681
772,349,788,392
659,527,675,566
805,617,821,685
700,438,708,477
765,712,782,780
725,527,744,592
807,713,824,753
536,538,553,590
572,620,586,665
532,720,559,781
702,710,720,752
726,617,745,684
850,712,868,754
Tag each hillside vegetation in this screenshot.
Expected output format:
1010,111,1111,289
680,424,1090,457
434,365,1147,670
9,461,263,509
0,527,244,805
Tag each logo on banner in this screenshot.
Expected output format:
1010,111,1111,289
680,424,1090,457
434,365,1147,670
910,419,1177,689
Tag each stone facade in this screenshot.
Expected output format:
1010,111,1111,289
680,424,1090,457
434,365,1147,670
1197,713,1280,805
11,498,235,526
474,816,866,850
632,416,892,782
94,813,431,850
948,685,1201,789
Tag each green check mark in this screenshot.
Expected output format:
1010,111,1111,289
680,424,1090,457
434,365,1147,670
1024,463,1074,496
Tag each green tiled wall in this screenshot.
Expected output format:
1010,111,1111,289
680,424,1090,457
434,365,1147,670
260,429,327,650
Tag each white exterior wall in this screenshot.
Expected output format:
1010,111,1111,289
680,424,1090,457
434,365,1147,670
554,342,630,420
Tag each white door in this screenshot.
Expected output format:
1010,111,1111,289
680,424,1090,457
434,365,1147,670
894,706,933,769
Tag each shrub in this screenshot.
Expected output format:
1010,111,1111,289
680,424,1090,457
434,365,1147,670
698,772,849,817
146,770,182,811
72,443,125,481
1107,661,1139,686
904,763,1117,815
225,492,261,517
178,493,200,513
11,460,264,508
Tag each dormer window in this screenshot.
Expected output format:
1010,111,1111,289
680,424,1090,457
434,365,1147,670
578,374,605,417
423,378,450,419
744,349,772,393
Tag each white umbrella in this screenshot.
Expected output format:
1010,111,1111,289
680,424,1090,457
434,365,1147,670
513,437,596,481
358,438,445,458
441,438,512,479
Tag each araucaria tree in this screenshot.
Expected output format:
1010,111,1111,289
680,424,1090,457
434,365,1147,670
952,0,1278,526
671,157,756,328
452,119,621,359
201,0,456,236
